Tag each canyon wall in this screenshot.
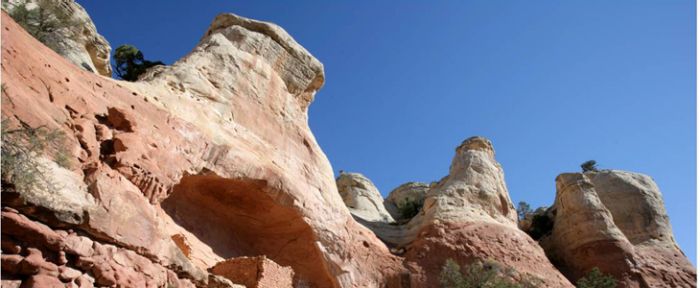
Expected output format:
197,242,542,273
1,2,696,287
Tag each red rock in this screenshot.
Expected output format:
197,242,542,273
20,274,65,288
58,266,82,282
1,254,24,275
2,9,402,287
405,222,574,287
1,239,22,254
74,274,95,288
18,248,45,275
210,256,294,288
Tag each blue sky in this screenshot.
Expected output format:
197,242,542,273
79,1,696,264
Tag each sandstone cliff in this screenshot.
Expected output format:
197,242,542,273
1,3,696,288
1,11,406,288
538,170,696,287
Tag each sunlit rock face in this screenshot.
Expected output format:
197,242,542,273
1,10,405,288
336,137,573,287
3,2,694,287
419,136,518,225
399,137,573,287
540,170,696,287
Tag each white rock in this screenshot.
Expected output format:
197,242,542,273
336,173,394,223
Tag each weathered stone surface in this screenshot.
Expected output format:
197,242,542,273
398,137,573,287
405,222,574,287
589,170,676,246
540,171,696,287
2,0,112,76
3,3,693,287
210,256,294,288
384,182,429,221
2,10,404,287
336,172,394,223
420,137,518,225
0,209,203,288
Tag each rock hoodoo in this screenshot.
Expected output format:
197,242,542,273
1,2,695,287
399,137,574,287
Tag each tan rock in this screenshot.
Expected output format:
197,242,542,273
420,137,518,225
2,0,112,76
400,137,572,287
589,170,676,246
336,172,394,223
0,280,22,288
541,170,696,287
384,182,429,221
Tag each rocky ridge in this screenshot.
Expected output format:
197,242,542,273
1,2,696,288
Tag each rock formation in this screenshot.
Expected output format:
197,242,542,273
336,173,394,223
1,2,695,287
2,0,112,76
385,182,429,222
540,170,696,287
1,11,405,288
336,137,574,287
399,137,574,287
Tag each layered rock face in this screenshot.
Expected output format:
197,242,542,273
3,3,695,287
541,170,696,287
1,11,405,288
336,173,394,223
2,0,112,76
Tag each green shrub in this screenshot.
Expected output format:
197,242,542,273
576,268,617,288
516,201,532,221
398,198,422,220
113,44,164,81
439,259,541,288
527,213,553,240
580,160,598,173
1,119,70,193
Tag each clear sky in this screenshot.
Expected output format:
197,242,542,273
78,1,696,264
